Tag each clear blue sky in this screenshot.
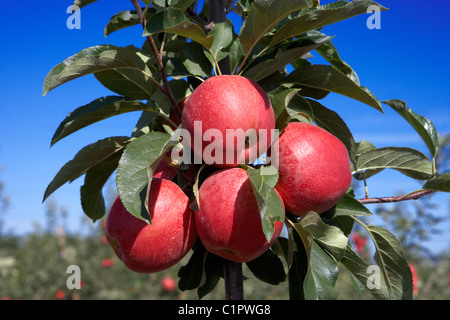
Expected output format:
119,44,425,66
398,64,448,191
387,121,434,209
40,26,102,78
0,1,449,252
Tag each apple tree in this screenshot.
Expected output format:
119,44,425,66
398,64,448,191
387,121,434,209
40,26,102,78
42,0,450,300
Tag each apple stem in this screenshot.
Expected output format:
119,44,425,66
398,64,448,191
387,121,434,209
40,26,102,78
223,259,244,300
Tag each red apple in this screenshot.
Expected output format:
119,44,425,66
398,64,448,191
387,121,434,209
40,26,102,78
105,178,197,273
54,290,65,300
101,258,115,268
181,75,275,168
168,95,189,129
274,122,352,216
196,168,285,263
161,276,177,292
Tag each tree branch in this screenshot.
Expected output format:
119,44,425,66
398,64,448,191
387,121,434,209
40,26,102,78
186,7,215,33
357,189,436,205
209,0,231,75
129,0,181,121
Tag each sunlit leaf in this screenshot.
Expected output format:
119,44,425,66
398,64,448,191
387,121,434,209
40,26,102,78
332,194,373,217
73,0,98,9
367,225,413,300
239,0,311,55
143,8,214,49
354,147,434,180
285,64,383,112
43,136,129,202
315,37,360,85
300,211,348,261
423,173,450,192
269,0,388,47
115,131,177,223
340,243,390,299
51,96,151,146
243,38,331,82
303,241,339,300
247,166,285,243
43,45,156,98
104,8,156,37
307,98,355,153
383,99,439,158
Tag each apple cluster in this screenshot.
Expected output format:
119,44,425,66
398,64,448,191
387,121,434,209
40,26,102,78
105,75,352,273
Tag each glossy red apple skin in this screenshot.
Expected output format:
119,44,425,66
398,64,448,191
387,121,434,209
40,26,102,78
196,168,285,263
181,75,275,168
105,178,197,273
275,122,352,216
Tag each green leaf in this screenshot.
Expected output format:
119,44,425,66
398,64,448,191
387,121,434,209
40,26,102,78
115,131,177,223
353,147,434,180
315,37,360,85
284,64,383,112
340,243,390,299
270,89,313,131
383,99,439,158
333,193,373,217
246,249,286,285
288,221,313,300
180,43,212,77
73,0,98,9
269,0,388,47
239,0,312,56
143,8,214,49
300,212,348,261
80,150,123,222
104,8,156,37
228,35,245,74
178,242,207,291
150,79,191,115
43,45,156,98
285,94,314,123
423,173,450,192
43,136,129,202
51,96,151,146
366,225,413,299
243,37,331,82
246,166,285,243
307,98,355,153
303,241,339,300
197,253,223,300
269,88,303,121
354,139,377,157
171,0,196,10
272,236,293,269
350,139,380,178
207,20,235,64
178,241,223,299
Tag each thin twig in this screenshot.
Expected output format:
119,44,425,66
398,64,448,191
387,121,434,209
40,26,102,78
357,189,436,205
130,0,181,121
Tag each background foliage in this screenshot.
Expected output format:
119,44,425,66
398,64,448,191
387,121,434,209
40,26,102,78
0,188,448,300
